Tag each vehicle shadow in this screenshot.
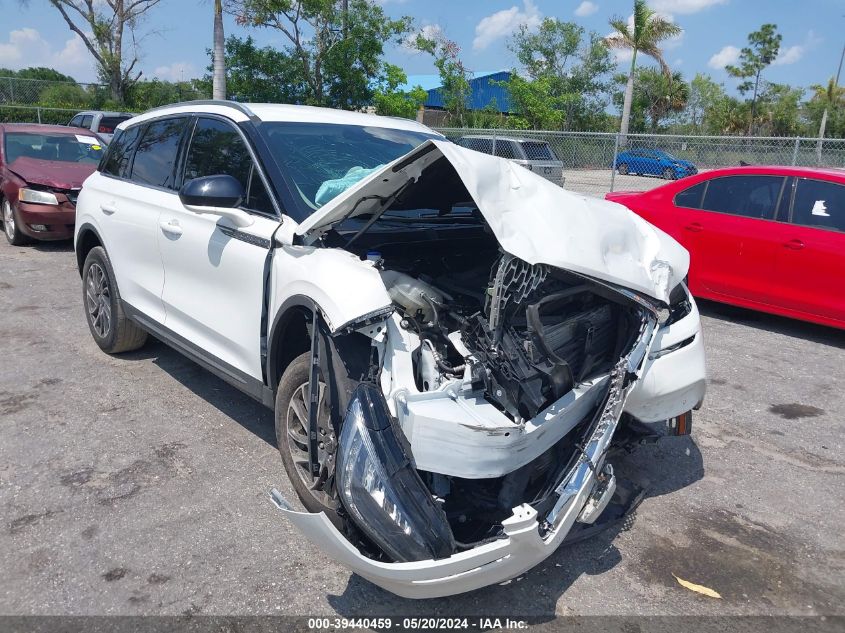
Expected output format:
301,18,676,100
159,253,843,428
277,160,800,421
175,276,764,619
121,338,276,446
32,240,74,253
326,435,704,621
696,299,845,348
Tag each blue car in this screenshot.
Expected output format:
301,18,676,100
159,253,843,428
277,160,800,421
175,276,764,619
613,148,697,180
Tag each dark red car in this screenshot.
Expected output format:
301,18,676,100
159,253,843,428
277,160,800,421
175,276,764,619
1,123,104,245
607,165,845,330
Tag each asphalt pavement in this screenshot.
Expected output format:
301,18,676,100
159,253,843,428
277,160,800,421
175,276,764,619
1,238,843,620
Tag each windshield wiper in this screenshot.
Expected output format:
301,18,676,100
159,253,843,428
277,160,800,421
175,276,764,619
344,180,414,248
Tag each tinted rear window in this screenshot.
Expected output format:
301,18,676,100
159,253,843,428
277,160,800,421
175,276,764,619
701,175,785,219
100,125,142,178
792,178,845,232
521,141,555,160
130,118,186,189
98,116,132,134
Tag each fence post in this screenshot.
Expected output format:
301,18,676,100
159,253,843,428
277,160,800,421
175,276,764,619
609,133,620,193
36,107,42,124
791,137,800,166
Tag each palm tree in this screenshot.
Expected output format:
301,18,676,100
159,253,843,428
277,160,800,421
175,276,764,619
606,0,681,141
212,0,226,100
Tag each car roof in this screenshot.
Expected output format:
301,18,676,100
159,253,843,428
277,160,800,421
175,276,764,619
0,123,100,136
74,110,134,117
118,100,440,136
695,165,845,180
459,134,549,144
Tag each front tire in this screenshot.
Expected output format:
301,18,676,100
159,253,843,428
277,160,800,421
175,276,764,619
2,198,30,246
275,352,342,521
82,246,147,354
663,167,676,180
617,163,629,175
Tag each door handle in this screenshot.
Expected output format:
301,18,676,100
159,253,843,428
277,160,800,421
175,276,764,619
100,203,117,215
783,239,804,250
684,222,703,233
159,219,183,237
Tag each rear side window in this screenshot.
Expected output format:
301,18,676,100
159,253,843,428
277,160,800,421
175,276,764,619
98,116,131,135
674,182,706,209
80,115,93,130
701,175,785,219
100,125,142,178
521,141,555,160
183,117,273,215
494,140,519,159
130,118,186,189
458,137,493,155
791,178,845,232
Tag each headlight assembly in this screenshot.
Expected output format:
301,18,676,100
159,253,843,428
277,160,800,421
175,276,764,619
336,383,455,562
19,188,59,205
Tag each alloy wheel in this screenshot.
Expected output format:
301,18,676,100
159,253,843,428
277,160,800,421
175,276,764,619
85,262,112,338
2,200,14,241
286,380,336,505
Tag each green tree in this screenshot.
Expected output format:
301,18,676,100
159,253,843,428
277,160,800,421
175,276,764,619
756,82,803,137
198,35,304,103
13,67,79,83
508,18,614,130
414,33,471,126
726,23,781,135
638,69,688,131
807,78,845,141
372,63,426,119
232,0,410,109
685,73,725,132
33,0,165,103
605,0,681,140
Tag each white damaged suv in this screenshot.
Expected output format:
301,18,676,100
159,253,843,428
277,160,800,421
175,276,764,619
75,101,706,598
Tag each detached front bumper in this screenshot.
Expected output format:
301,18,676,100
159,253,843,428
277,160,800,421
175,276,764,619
270,318,656,599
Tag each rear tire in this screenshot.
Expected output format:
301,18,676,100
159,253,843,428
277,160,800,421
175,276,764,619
275,352,342,522
82,246,147,354
663,167,676,180
2,198,30,246
617,163,629,175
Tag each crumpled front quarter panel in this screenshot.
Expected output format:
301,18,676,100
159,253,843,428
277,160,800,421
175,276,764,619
269,245,392,332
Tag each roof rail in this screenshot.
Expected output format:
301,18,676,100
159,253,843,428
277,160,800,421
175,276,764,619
142,99,260,123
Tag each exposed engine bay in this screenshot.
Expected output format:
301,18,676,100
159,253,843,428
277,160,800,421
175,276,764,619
326,236,651,556
269,138,705,598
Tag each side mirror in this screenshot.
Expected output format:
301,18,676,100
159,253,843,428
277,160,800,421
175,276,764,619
179,175,254,228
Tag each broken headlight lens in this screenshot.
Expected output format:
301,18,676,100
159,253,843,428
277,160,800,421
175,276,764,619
336,384,455,562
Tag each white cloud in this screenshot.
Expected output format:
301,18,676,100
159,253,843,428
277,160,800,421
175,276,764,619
772,31,821,67
772,45,803,66
574,1,599,17
647,0,728,14
152,61,196,82
708,44,740,69
0,27,95,80
473,0,542,51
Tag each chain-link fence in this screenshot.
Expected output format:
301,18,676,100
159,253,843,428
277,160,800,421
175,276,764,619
436,128,845,198
0,76,110,105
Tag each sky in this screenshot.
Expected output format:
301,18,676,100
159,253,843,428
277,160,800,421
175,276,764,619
1,0,844,95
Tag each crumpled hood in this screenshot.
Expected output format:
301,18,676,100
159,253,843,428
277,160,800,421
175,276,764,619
9,157,96,190
296,140,689,304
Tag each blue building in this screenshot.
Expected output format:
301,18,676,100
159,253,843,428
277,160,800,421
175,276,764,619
423,71,513,116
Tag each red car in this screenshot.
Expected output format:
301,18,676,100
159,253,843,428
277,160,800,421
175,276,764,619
1,123,104,245
607,165,845,330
